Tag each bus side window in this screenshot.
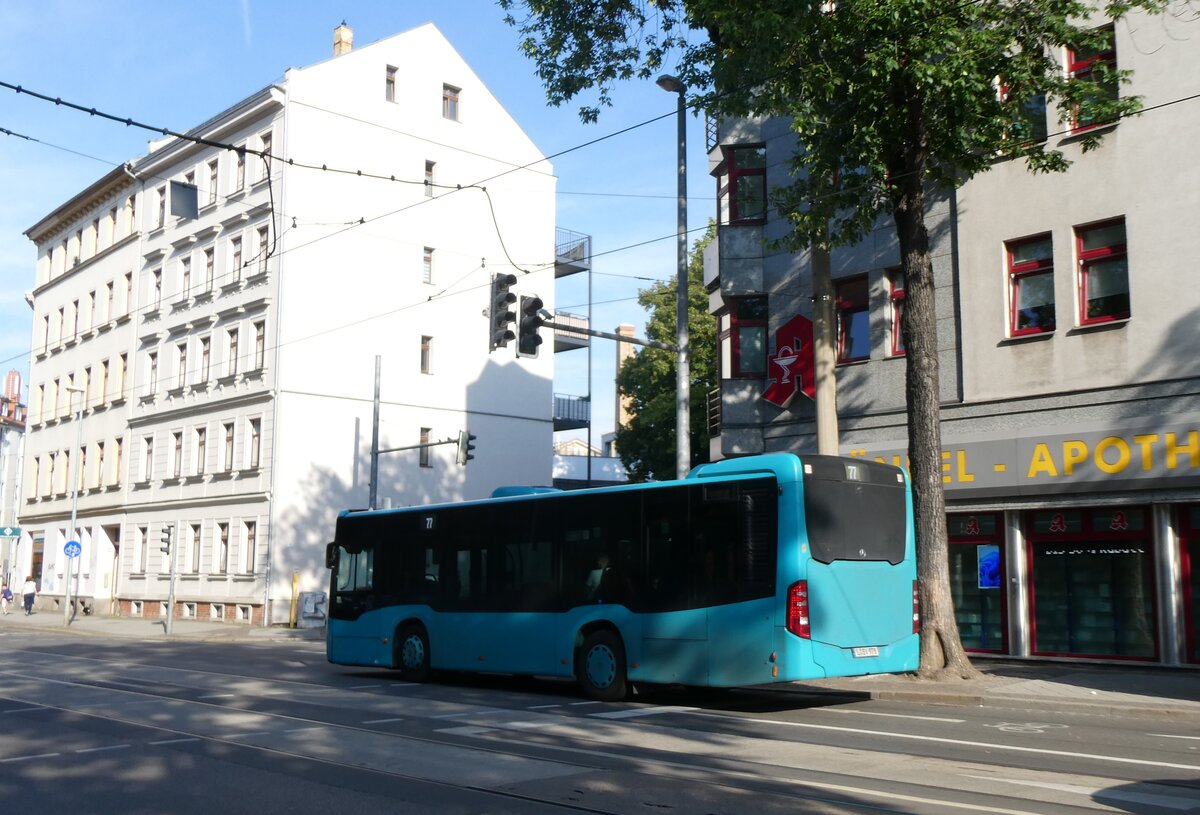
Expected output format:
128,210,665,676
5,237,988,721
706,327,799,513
643,486,689,612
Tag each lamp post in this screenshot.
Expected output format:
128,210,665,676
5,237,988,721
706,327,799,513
63,385,84,626
657,73,690,480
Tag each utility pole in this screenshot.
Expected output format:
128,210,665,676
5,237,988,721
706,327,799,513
369,355,380,510
811,235,839,455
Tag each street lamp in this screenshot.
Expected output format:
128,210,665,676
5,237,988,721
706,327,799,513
63,385,84,626
657,73,690,480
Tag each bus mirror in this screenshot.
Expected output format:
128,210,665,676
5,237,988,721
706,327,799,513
325,542,337,569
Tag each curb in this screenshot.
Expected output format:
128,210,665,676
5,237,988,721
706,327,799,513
866,688,1200,722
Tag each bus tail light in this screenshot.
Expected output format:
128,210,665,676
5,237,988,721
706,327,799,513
786,580,811,639
912,580,921,634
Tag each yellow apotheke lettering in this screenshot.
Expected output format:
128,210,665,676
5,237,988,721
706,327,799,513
1027,431,1200,479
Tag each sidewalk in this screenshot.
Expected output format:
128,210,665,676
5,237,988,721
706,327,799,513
2,610,1196,720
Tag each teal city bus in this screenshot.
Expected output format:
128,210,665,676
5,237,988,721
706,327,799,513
325,453,919,700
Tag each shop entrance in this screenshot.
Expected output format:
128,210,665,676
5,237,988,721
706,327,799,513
948,513,1007,652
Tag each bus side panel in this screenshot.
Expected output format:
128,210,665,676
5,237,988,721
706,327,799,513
327,609,401,668
428,612,558,674
558,607,644,681
638,608,708,685
707,598,777,687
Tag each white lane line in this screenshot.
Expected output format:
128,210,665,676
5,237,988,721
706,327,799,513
3,707,43,714
361,717,404,724
431,709,507,719
437,725,495,736
528,704,560,710
198,694,235,699
1149,733,1200,741
569,701,602,706
149,738,199,746
284,727,325,734
76,744,131,754
963,775,1200,812
224,732,270,739
691,712,1200,771
1,752,61,763
349,685,381,690
592,706,698,720
826,709,965,723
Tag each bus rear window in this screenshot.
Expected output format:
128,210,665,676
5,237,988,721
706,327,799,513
803,457,906,564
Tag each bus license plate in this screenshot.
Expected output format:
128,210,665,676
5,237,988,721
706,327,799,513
852,646,879,658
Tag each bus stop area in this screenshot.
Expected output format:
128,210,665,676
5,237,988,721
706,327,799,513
2,610,1197,721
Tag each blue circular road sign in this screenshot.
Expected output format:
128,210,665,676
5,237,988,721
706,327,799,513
64,540,82,559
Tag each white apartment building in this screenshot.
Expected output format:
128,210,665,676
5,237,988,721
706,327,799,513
704,10,1200,664
20,23,559,624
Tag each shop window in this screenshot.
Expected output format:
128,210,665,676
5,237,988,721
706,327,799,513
948,514,1006,652
887,267,906,356
1180,506,1200,665
1076,218,1128,325
717,145,766,224
1068,26,1118,132
1027,507,1155,660
722,296,767,378
836,276,869,364
1007,234,1055,336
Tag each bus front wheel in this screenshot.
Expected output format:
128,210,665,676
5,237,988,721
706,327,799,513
577,630,628,702
396,624,431,682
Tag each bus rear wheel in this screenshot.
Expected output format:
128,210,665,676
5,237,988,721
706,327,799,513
577,630,628,702
395,624,431,682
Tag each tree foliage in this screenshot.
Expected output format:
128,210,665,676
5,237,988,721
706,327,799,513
614,224,716,482
501,0,1164,677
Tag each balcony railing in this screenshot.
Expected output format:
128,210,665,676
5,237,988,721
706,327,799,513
555,228,591,277
554,393,590,432
707,387,722,439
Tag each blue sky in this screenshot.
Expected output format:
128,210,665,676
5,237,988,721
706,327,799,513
0,0,714,447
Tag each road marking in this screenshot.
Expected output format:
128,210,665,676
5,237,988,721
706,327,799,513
528,704,560,710
3,707,43,714
827,709,965,723
361,717,404,724
224,732,270,739
149,738,199,745
284,727,325,734
432,709,508,719
569,701,601,706
1149,733,1200,741
592,706,697,720
1,752,60,763
691,712,1200,771
984,722,1069,734
963,775,1200,812
76,744,130,754
198,694,235,699
436,725,495,736
349,684,381,690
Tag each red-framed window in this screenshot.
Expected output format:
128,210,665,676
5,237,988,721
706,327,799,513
717,145,767,225
948,513,1007,653
836,276,869,364
887,266,906,356
999,84,1048,144
720,296,768,378
1067,26,1118,132
1006,234,1055,336
1025,506,1156,660
1076,218,1129,325
1179,506,1200,664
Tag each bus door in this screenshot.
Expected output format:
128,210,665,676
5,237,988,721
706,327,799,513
641,487,709,685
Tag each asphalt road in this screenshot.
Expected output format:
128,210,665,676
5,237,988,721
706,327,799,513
1,632,1198,814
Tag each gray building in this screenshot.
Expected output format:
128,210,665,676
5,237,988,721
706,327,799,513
704,10,1200,666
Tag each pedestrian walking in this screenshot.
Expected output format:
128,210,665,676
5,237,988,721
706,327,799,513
0,582,12,614
21,576,36,616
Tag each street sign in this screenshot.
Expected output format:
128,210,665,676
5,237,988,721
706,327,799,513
64,540,82,559
0,526,18,537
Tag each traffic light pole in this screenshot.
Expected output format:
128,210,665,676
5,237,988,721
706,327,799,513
162,525,176,636
541,319,677,352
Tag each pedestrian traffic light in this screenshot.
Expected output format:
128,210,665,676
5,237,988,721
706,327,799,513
160,525,174,554
517,294,544,358
456,429,476,466
489,273,518,351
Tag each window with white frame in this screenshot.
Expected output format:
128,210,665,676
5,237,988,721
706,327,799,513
1076,217,1129,325
216,522,229,574
422,247,434,284
223,422,235,472
195,426,207,475
258,131,272,182
385,66,397,102
116,354,126,401
230,236,243,283
96,440,106,488
200,336,211,383
442,84,460,120
143,435,154,482
172,432,183,478
242,521,257,574
207,159,218,204
1006,234,1055,336
235,148,246,191
253,321,266,369
257,226,268,274
123,272,132,315
177,342,188,389
156,186,166,229
420,336,432,374
248,418,261,469
113,437,122,486
152,268,162,310
227,328,240,377
127,194,137,234
180,256,191,299
189,523,201,573
136,525,148,573
147,352,158,394
424,160,435,196
204,247,214,292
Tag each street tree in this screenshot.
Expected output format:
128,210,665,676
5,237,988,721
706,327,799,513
501,0,1163,677
615,225,716,482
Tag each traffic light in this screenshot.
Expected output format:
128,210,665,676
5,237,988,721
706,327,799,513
456,429,476,466
160,525,174,554
517,294,544,358
489,273,518,351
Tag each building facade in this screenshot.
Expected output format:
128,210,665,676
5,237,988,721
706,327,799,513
705,10,1200,665
19,23,559,624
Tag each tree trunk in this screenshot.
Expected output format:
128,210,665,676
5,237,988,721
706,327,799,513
893,147,980,681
